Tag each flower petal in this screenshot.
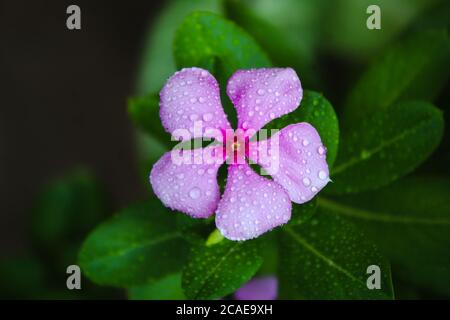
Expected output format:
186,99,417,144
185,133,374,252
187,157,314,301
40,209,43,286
160,67,231,140
227,68,302,132
150,147,224,218
215,164,291,241
249,123,330,204
234,276,278,300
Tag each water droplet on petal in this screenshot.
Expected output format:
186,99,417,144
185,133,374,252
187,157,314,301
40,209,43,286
202,113,213,122
198,97,206,103
189,187,201,199
318,170,327,180
257,89,265,95
302,177,311,187
302,139,310,146
317,146,326,155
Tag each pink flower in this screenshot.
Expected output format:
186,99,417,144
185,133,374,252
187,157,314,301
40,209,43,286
150,67,329,241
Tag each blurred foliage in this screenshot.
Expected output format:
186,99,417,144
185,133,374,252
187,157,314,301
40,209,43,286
0,168,119,299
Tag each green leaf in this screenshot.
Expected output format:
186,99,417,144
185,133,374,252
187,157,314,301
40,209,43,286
265,91,340,167
136,0,222,95
320,176,450,296
174,11,271,81
32,168,108,253
328,100,444,194
289,198,318,226
344,29,450,124
182,239,263,299
278,208,394,299
128,273,185,300
128,94,170,144
78,200,189,287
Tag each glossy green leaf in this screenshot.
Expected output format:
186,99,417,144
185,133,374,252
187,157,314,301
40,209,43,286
320,176,450,296
289,198,318,226
278,209,394,299
328,100,444,194
78,201,189,287
265,91,340,167
344,29,450,124
128,273,185,300
182,239,263,299
174,11,271,81
32,168,108,253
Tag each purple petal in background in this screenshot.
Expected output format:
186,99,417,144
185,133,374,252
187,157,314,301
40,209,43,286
234,276,278,300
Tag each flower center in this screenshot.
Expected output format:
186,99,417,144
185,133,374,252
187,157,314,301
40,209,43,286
224,131,249,165
231,141,241,151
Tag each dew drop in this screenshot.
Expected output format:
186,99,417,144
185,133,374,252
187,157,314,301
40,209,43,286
318,170,327,180
257,89,265,95
190,97,197,103
302,177,311,187
189,187,201,199
317,146,326,155
202,113,213,122
198,97,206,103
302,139,310,146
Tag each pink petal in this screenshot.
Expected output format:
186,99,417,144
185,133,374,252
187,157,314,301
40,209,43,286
249,123,330,204
150,147,224,218
215,164,291,241
234,276,278,300
160,67,231,140
227,68,302,132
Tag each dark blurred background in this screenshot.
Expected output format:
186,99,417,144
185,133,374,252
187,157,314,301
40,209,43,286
0,0,166,257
